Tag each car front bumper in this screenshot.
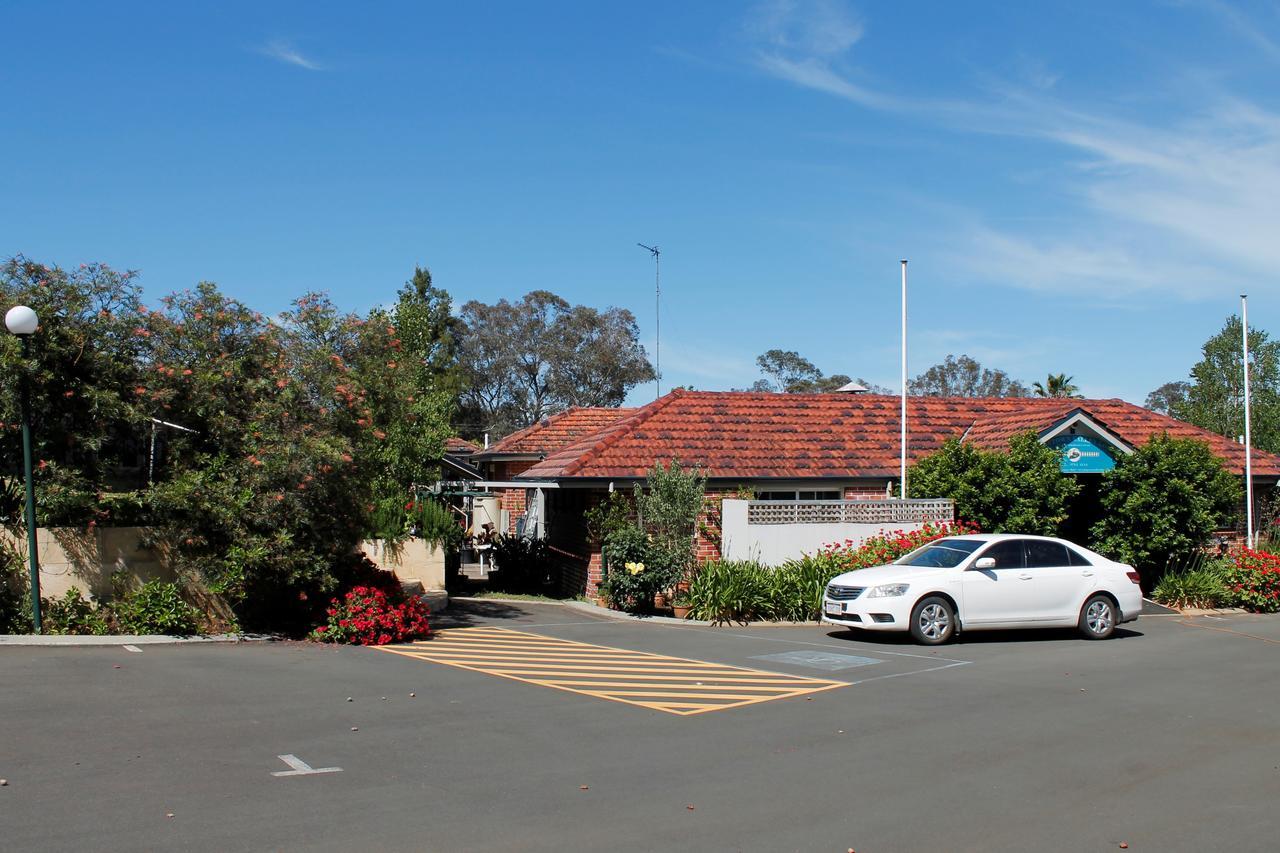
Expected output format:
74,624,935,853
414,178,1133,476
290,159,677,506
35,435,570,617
819,595,914,631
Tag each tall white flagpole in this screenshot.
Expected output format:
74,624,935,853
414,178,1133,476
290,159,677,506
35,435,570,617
901,260,908,501
1242,294,1255,548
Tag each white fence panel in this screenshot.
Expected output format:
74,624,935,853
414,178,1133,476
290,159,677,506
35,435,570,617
719,499,955,566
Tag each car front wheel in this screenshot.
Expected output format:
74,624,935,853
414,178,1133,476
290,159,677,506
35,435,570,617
1078,594,1117,640
910,596,956,645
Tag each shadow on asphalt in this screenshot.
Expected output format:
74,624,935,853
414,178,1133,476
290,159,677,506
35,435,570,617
431,599,536,629
824,626,1145,647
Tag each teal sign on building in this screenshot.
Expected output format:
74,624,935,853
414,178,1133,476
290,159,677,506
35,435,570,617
1047,434,1116,474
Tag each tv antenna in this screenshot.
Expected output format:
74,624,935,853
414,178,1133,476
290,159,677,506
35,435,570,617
637,243,660,399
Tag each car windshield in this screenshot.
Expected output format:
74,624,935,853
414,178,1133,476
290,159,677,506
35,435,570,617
893,539,987,568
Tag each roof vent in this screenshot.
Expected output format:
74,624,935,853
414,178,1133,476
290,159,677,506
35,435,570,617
835,381,869,393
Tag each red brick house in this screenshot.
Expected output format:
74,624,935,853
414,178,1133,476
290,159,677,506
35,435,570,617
499,390,1280,595
471,407,637,534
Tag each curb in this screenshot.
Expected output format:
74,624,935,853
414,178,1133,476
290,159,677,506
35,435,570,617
450,595,568,607
559,600,824,629
0,633,274,647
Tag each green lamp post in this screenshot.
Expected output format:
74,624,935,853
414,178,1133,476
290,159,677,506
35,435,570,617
6,304,41,633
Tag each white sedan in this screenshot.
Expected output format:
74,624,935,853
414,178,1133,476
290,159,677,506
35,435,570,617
819,534,1143,644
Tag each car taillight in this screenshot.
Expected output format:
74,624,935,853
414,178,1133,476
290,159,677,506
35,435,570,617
1126,571,1141,585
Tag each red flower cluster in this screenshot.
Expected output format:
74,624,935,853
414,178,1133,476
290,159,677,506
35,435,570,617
817,520,982,573
1226,548,1280,613
309,586,431,645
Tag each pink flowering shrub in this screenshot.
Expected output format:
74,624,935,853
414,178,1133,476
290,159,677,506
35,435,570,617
309,586,431,645
815,520,982,573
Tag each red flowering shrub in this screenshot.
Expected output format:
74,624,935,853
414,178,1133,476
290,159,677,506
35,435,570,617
309,586,431,645
1223,549,1280,613
816,519,982,573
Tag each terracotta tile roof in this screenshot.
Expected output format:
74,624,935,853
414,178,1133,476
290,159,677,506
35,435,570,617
445,436,481,454
515,390,1280,480
475,407,637,458
962,403,1080,450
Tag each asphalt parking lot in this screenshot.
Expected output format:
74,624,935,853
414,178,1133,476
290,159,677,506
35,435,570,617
3,602,1279,853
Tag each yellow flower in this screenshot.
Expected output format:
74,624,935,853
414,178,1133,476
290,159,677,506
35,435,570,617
626,561,645,575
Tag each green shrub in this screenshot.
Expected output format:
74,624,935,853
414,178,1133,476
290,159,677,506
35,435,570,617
1091,434,1240,587
1151,557,1230,610
416,498,463,550
767,557,836,622
0,556,32,634
41,587,111,635
687,522,978,624
489,535,553,595
113,579,200,635
908,433,1079,535
687,560,773,624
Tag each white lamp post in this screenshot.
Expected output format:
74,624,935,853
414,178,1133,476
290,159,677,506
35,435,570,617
6,305,42,633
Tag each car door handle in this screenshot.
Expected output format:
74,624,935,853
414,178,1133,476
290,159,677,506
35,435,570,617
1018,573,1033,580
1081,571,1094,577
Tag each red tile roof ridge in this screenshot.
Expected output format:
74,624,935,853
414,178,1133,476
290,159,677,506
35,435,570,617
548,389,691,477
482,406,636,455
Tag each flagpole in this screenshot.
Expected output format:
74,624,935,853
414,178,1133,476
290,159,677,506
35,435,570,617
1242,294,1254,548
901,260,908,501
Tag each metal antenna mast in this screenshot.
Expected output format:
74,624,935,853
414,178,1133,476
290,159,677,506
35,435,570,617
638,243,661,399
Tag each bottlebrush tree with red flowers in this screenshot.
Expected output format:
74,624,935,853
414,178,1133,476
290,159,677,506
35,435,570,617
138,284,453,633
309,585,431,645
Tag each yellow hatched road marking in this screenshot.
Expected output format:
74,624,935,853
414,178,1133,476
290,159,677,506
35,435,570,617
375,626,847,715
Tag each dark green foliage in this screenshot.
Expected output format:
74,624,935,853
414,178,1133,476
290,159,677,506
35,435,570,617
41,587,110,635
1091,434,1240,586
750,349,885,393
1161,315,1280,453
0,551,32,634
489,535,553,595
909,432,1079,534
600,525,658,612
1151,555,1230,610
112,579,200,635
686,560,774,624
456,290,654,437
416,498,464,550
909,354,1029,397
584,490,634,546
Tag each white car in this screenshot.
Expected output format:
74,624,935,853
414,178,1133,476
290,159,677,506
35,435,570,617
819,534,1142,644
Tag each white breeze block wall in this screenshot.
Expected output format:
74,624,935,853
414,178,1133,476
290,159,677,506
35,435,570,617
718,499,942,566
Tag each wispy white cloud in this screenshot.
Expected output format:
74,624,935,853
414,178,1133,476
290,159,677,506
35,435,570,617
1179,0,1280,61
256,39,323,71
743,0,1280,301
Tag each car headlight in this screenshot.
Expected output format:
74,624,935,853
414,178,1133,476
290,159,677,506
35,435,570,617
866,583,910,598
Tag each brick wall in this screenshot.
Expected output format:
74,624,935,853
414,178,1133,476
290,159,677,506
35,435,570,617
844,480,892,500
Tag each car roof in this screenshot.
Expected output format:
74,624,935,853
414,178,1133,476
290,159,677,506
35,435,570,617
939,533,1065,543
937,533,1094,550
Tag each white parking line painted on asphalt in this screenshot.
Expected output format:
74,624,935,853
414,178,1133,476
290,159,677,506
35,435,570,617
122,645,142,653
271,754,342,777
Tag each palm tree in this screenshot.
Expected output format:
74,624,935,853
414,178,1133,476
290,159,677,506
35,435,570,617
1033,373,1081,398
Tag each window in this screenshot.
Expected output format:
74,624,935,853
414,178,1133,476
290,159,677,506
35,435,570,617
895,539,986,568
1066,548,1093,567
757,490,841,501
979,540,1024,569
1024,540,1070,569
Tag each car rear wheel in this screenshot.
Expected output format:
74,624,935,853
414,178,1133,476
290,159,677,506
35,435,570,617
910,596,956,645
1078,594,1116,640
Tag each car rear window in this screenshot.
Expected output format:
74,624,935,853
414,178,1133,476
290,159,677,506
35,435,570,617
1066,548,1093,567
1025,540,1070,568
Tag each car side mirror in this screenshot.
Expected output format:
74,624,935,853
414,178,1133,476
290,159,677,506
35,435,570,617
973,557,996,570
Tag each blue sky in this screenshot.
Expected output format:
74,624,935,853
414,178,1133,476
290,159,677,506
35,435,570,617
4,1,1280,406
